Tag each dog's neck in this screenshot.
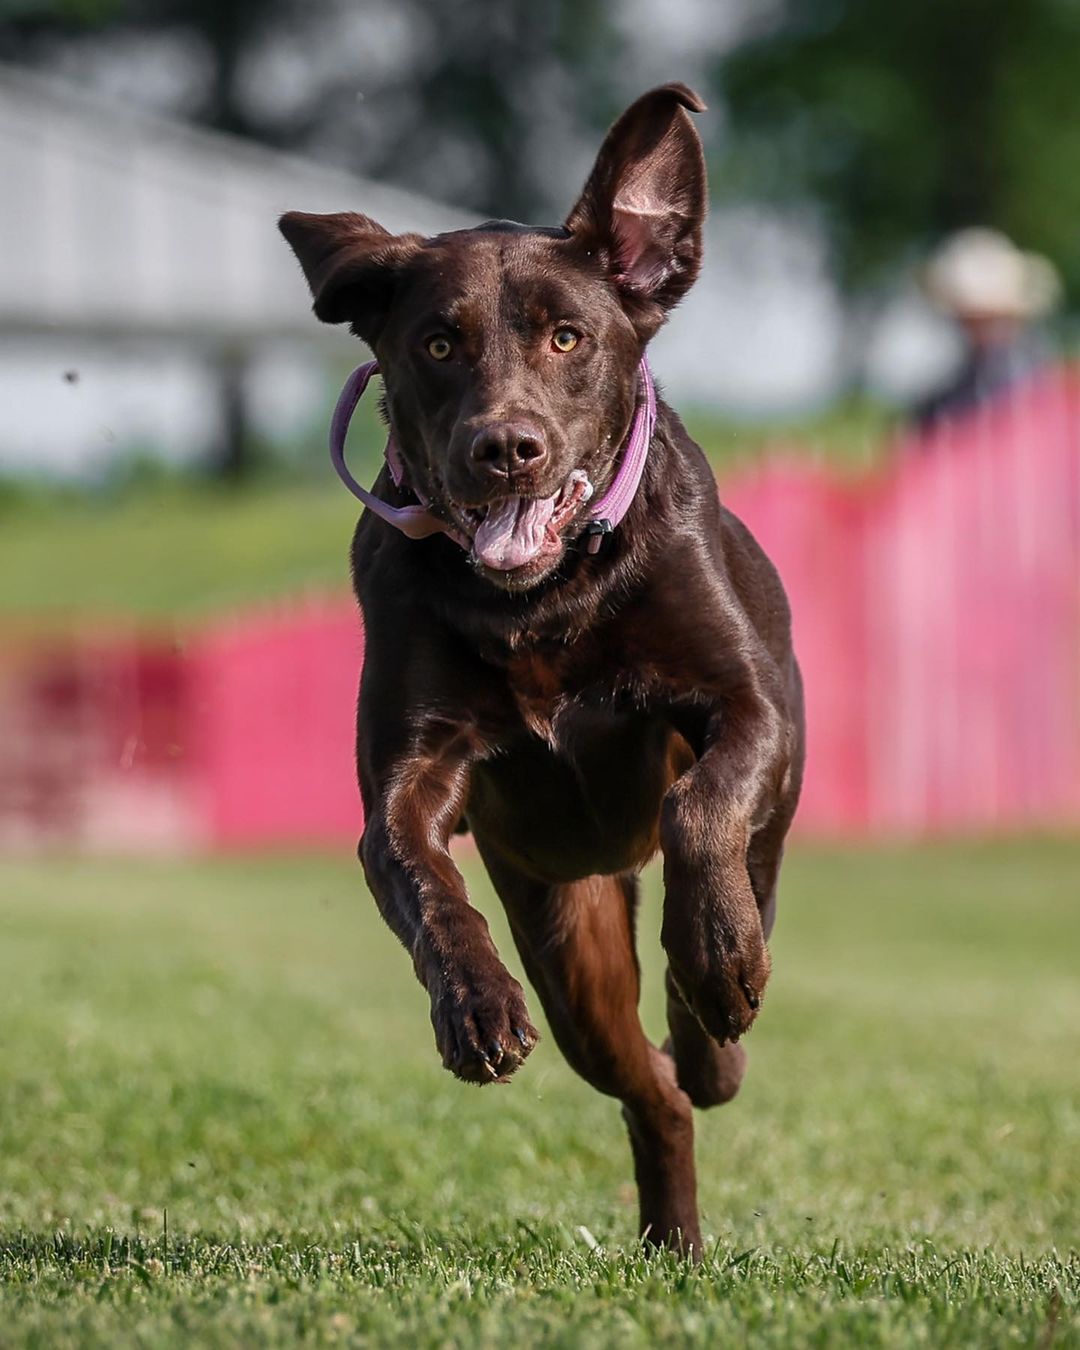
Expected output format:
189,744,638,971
408,407,688,659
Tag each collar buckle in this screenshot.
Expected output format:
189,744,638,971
581,518,613,554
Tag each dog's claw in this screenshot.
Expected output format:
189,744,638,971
429,968,538,1085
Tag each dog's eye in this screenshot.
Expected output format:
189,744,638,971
551,327,580,353
426,335,453,361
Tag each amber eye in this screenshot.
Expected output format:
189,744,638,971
426,335,453,361
552,327,580,353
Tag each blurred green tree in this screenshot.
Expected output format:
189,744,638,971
714,0,1080,298
363,0,623,223
0,0,305,139
0,0,622,222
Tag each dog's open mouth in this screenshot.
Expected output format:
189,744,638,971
455,470,593,572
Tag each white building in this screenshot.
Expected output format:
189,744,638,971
1,61,944,478
0,61,473,477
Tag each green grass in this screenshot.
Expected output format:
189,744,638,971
1,841,1077,1346
0,480,361,623
0,397,898,623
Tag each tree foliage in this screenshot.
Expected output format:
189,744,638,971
0,0,624,222
714,0,1080,297
5,0,1079,298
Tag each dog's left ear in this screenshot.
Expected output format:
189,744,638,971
565,83,707,334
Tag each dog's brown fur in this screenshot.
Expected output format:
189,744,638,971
280,84,805,1257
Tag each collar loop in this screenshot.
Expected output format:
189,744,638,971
329,357,656,555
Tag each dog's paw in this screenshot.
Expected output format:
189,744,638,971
429,968,539,1085
663,920,770,1046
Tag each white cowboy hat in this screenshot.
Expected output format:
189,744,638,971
923,227,1061,321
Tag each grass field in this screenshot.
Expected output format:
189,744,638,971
0,393,897,624
1,840,1078,1346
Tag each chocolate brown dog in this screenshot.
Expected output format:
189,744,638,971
280,83,804,1257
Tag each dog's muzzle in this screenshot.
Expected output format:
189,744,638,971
328,358,656,564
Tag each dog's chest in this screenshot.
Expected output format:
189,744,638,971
504,643,641,750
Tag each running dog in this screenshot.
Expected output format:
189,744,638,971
280,83,804,1256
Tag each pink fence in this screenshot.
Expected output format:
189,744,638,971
188,600,364,845
2,368,1078,850
729,367,1080,834
0,631,199,850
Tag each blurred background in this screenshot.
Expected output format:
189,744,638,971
1,0,1078,848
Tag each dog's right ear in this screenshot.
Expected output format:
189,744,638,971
278,211,422,342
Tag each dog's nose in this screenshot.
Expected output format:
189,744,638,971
469,422,547,476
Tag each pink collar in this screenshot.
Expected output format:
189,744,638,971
330,357,657,558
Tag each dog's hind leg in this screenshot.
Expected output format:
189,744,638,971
475,844,701,1258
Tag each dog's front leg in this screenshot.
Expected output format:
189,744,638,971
660,690,788,1045
358,713,539,1084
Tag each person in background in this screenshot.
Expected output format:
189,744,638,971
915,227,1062,430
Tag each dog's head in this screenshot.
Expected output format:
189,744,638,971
280,84,706,590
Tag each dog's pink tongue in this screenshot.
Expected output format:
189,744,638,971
473,495,557,570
